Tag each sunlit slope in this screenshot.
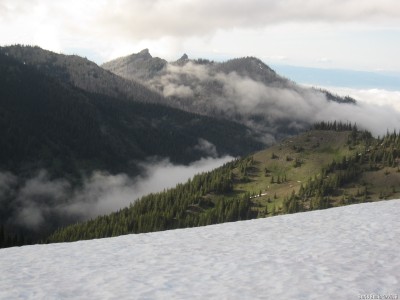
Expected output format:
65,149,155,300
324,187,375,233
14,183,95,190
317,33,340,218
229,126,400,216
47,124,400,242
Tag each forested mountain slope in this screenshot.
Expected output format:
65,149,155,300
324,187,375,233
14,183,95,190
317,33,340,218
47,123,400,243
0,52,262,176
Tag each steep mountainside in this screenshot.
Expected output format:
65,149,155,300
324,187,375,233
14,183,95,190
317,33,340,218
103,50,356,144
0,52,263,245
2,45,357,146
47,124,400,243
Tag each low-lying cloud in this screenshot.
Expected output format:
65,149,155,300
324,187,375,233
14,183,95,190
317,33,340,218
2,155,233,231
150,61,400,138
310,86,400,136
0,171,17,201
322,86,400,112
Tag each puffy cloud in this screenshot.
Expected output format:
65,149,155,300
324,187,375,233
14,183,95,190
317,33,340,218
194,139,218,158
322,86,400,112
0,171,17,201
163,83,194,98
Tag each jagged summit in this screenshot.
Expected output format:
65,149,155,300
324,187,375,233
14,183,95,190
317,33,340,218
135,48,152,59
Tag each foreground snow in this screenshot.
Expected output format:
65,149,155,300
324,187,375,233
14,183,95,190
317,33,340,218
1,200,399,299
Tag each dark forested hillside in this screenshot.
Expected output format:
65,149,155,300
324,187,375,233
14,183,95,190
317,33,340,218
47,124,400,244
2,45,357,148
0,52,262,176
0,52,264,247
0,45,165,104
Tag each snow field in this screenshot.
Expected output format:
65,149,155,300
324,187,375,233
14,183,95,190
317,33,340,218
1,200,399,299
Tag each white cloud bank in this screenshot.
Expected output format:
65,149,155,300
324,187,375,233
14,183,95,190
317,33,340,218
151,61,400,137
3,155,233,230
323,86,400,112
311,86,400,135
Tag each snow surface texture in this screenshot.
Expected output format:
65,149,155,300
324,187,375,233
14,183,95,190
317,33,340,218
1,200,399,300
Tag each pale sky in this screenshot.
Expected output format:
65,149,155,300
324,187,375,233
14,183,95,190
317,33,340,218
0,0,399,71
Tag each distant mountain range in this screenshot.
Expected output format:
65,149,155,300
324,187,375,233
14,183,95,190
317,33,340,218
0,45,358,245
102,49,356,142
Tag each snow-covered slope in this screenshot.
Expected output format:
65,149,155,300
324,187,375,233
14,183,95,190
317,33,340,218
1,200,399,299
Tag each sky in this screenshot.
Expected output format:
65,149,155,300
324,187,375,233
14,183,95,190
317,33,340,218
0,0,399,72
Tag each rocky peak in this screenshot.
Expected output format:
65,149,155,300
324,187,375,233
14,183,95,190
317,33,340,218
136,48,152,59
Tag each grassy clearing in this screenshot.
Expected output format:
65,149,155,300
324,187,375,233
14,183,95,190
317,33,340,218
221,130,399,217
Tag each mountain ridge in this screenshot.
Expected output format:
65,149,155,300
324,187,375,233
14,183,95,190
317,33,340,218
0,45,165,104
102,49,356,144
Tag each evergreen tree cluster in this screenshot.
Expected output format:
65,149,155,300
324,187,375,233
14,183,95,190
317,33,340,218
367,131,400,168
237,156,254,182
314,121,356,132
313,88,356,104
0,225,28,249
